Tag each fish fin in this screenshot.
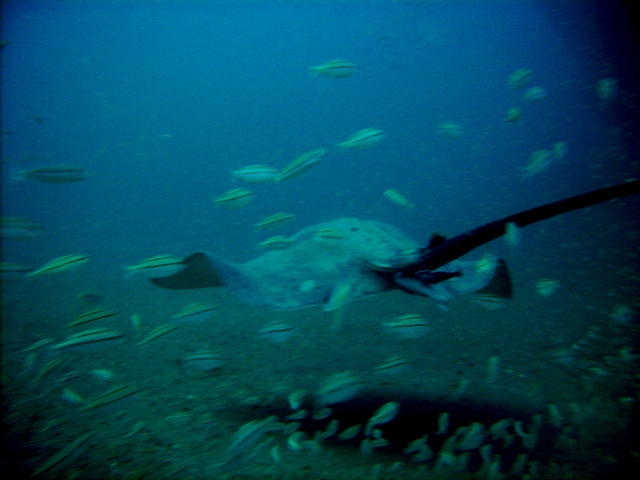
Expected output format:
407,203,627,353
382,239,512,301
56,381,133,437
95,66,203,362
150,252,225,289
427,233,447,249
475,258,513,300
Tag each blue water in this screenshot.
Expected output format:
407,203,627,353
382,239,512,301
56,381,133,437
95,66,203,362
2,1,639,478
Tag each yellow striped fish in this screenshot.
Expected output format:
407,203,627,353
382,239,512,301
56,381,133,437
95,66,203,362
27,254,89,277
172,302,216,322
337,128,385,149
384,189,415,208
181,351,223,371
31,431,95,478
323,283,351,331
212,188,255,208
19,164,92,183
310,59,358,78
137,324,178,345
257,235,293,250
82,383,140,410
276,149,326,182
438,122,464,138
68,308,117,327
125,255,184,278
51,328,124,350
383,314,430,339
231,165,279,183
254,213,295,229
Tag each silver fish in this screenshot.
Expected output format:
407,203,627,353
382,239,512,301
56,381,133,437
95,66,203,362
310,59,358,78
231,165,279,183
1,217,43,239
337,128,385,149
19,165,92,183
28,254,89,277
276,149,326,182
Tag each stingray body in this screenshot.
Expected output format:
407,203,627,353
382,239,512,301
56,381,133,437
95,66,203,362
152,181,640,310
152,218,494,310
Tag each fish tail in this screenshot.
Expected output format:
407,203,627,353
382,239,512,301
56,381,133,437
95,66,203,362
122,266,137,280
7,169,26,184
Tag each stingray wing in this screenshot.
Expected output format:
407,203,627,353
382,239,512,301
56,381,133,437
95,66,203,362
150,252,226,289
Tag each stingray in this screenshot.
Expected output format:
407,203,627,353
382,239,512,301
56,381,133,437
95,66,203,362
152,180,640,309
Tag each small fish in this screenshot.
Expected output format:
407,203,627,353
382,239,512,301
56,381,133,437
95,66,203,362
504,222,520,248
216,416,281,467
384,189,415,208
181,351,223,371
90,369,115,381
337,128,385,149
1,262,32,281
313,228,347,249
287,390,308,410
158,133,174,138
523,86,548,101
22,338,56,352
258,321,293,343
28,254,89,277
338,424,362,441
16,153,51,164
276,149,326,182
552,141,568,160
365,401,401,437
31,431,95,478
17,165,92,183
503,107,522,123
51,328,124,351
254,213,295,229
287,431,306,451
596,78,618,103
124,421,147,438
212,188,255,208
39,418,68,434
231,165,279,183
312,407,334,420
535,278,560,297
172,302,216,323
77,292,104,306
164,412,193,425
310,59,358,78
137,324,178,345
68,308,117,327
82,383,140,410
32,358,65,383
374,356,408,375
125,255,184,278
472,292,508,310
383,314,430,339
257,235,293,250
321,419,340,440
130,313,143,337
313,228,346,241
438,123,464,138
324,283,351,331
521,149,554,177
62,387,85,404
610,305,633,324
316,371,363,406
508,68,534,90
1,217,43,239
